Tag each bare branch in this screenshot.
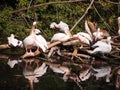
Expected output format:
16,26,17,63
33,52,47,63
70,0,94,31
10,0,84,14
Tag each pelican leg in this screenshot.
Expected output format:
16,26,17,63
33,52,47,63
47,46,59,58
34,47,41,56
29,49,35,56
71,47,77,59
71,47,84,63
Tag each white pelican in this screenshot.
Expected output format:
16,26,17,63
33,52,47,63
50,21,72,42
92,36,112,54
93,28,104,40
7,34,23,47
73,32,93,45
49,65,71,82
85,19,109,40
23,21,48,56
93,28,110,40
118,17,120,35
34,32,48,52
51,33,70,42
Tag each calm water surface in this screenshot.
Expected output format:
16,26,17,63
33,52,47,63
0,53,118,90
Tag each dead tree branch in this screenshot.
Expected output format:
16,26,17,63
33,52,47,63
10,0,84,14
70,0,95,31
0,44,10,49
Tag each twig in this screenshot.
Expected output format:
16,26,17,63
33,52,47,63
74,80,83,90
105,0,120,5
70,0,95,31
92,3,113,33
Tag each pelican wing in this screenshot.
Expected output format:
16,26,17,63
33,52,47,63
51,33,69,42
58,21,69,31
35,35,48,52
7,34,19,47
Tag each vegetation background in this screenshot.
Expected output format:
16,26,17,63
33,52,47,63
0,0,119,44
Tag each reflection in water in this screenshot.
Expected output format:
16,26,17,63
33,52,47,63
116,69,120,88
69,65,92,82
23,59,48,90
49,65,71,82
92,66,111,82
7,59,22,68
0,54,117,90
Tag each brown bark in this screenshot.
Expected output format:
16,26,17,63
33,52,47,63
0,44,10,49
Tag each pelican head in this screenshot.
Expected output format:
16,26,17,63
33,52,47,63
93,28,104,40
50,22,58,29
118,17,120,21
106,36,112,44
107,36,111,41
33,21,37,26
10,34,15,38
50,21,69,32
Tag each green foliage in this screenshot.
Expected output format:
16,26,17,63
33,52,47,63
0,0,119,44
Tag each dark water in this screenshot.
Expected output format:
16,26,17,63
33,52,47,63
0,53,119,90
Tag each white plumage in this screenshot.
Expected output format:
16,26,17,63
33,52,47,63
73,32,93,45
93,28,104,40
50,21,72,42
51,33,70,42
92,37,112,53
34,35,48,52
50,21,69,32
7,34,22,47
23,22,48,55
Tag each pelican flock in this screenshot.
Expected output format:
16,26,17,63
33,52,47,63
4,16,120,90
6,19,114,60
